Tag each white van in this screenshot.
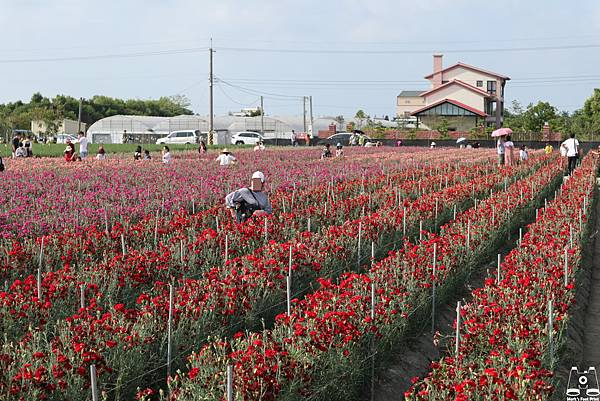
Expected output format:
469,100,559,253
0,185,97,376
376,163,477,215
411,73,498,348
156,130,204,145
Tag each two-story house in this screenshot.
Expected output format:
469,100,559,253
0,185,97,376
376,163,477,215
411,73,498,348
396,54,510,131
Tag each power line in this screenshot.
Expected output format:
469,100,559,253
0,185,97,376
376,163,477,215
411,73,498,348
216,43,600,55
216,77,305,100
215,83,259,107
3,42,600,64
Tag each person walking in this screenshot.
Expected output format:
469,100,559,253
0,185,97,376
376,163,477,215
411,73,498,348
496,136,506,166
78,132,88,159
134,145,143,161
504,135,515,166
225,171,273,223
216,148,237,166
291,130,298,147
96,145,106,160
561,133,581,175
162,146,172,164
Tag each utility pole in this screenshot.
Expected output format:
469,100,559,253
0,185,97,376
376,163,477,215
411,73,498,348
260,96,264,136
77,97,83,133
309,95,313,139
208,39,215,145
303,97,307,134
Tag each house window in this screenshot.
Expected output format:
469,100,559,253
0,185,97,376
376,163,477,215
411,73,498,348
487,81,497,95
405,100,411,104
476,80,483,87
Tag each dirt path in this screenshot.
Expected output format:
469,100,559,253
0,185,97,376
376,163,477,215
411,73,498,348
581,203,600,367
371,244,512,401
551,191,599,400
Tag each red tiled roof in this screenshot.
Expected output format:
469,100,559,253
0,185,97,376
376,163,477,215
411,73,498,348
425,62,510,80
420,79,492,98
411,98,487,117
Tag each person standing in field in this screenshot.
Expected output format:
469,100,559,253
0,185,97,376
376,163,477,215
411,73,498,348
335,143,344,157
225,171,272,223
544,143,554,154
561,133,581,175
134,145,143,161
503,135,515,166
198,141,207,157
162,146,172,164
358,134,366,147
496,137,506,166
11,134,20,158
519,145,529,162
78,132,88,159
143,150,151,160
216,148,237,166
291,130,298,147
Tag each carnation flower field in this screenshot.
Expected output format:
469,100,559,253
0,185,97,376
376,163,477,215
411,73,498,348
0,147,597,401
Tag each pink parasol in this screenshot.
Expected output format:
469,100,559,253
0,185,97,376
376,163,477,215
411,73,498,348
491,128,513,137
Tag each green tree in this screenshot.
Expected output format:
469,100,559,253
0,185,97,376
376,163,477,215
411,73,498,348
521,101,558,132
355,109,368,128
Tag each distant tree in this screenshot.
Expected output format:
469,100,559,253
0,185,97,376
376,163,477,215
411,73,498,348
522,101,558,132
355,109,368,128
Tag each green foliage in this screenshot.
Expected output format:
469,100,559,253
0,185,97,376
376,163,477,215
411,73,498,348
0,143,200,158
0,93,194,133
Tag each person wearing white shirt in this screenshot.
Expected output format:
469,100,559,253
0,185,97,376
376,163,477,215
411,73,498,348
519,145,528,162
253,141,265,152
496,137,505,165
78,132,88,159
561,133,580,175
216,149,237,166
162,146,172,164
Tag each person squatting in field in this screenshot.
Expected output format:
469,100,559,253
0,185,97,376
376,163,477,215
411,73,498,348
225,171,273,223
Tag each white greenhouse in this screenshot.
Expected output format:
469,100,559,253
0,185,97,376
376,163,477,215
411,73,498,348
86,114,349,144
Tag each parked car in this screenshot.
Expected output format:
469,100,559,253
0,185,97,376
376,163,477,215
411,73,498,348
317,132,373,146
156,130,204,145
56,134,79,144
231,131,264,145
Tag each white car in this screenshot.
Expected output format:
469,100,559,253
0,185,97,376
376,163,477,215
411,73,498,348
231,131,264,145
156,130,204,145
56,134,79,144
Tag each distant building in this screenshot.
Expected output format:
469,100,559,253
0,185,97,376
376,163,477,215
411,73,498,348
85,114,348,144
31,118,86,137
396,54,510,130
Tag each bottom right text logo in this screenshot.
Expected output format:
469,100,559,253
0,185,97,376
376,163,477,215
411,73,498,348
566,367,600,401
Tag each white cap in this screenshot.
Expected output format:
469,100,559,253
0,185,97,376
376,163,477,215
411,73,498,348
252,171,265,182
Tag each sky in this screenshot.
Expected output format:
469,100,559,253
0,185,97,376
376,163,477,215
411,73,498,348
1,0,600,118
